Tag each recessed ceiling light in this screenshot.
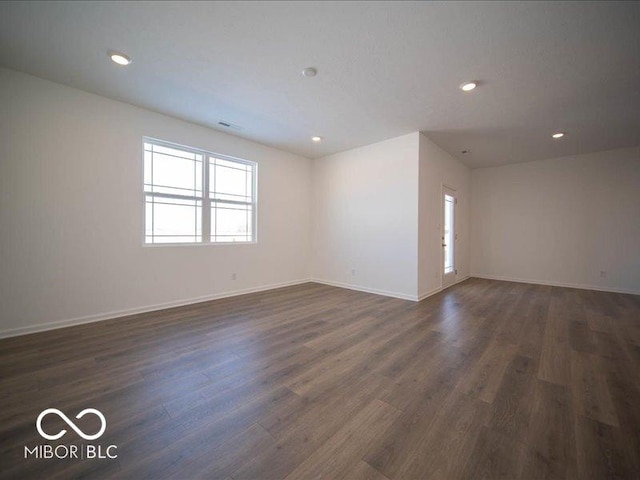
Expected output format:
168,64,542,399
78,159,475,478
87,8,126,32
109,51,132,66
311,136,323,143
552,132,565,139
302,67,317,77
460,81,477,92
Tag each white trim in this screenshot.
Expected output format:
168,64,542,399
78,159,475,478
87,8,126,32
310,278,419,301
142,241,258,248
418,286,442,301
418,275,470,301
471,273,640,296
0,279,311,339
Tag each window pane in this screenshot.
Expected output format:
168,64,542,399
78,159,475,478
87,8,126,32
216,158,249,170
246,170,253,199
145,200,153,236
149,143,198,161
144,151,152,186
145,195,201,243
209,158,253,203
211,203,252,242
144,142,203,197
444,194,454,273
148,153,202,196
215,165,247,200
153,201,201,236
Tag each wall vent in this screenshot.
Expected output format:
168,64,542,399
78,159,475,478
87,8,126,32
218,121,242,130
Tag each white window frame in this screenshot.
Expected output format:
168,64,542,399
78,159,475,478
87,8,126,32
143,137,257,246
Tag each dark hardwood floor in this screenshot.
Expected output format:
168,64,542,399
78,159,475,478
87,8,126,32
1,278,639,479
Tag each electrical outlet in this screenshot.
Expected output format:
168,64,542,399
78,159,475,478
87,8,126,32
600,270,606,279
351,269,356,276
232,273,237,280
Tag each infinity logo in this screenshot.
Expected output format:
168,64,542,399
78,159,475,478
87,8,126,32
36,408,107,441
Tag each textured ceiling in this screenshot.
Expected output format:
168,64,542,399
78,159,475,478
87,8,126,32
1,1,639,167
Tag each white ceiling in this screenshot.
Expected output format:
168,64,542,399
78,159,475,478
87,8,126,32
1,1,639,167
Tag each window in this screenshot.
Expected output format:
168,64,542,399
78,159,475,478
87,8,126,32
144,138,256,244
443,193,455,274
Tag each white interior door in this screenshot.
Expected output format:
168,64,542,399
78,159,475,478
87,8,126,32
442,186,457,288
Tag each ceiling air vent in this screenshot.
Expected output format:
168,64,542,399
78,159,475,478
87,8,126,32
218,121,242,130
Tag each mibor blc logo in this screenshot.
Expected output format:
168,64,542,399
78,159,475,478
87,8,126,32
36,408,106,441
24,408,118,460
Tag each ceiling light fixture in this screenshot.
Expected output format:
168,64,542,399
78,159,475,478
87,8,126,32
552,132,565,139
311,136,323,143
302,67,317,77
109,51,132,66
459,81,477,92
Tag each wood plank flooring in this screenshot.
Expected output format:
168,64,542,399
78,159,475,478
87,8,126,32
1,278,639,479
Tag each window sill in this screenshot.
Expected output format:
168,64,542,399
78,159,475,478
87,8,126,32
143,241,257,248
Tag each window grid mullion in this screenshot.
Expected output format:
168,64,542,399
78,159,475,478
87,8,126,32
214,159,218,242
194,154,197,239
202,154,211,243
151,150,154,243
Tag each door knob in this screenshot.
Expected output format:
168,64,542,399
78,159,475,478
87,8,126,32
442,244,447,247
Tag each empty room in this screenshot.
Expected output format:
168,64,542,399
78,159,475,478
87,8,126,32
1,1,639,479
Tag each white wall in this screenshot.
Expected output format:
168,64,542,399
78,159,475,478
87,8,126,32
4,68,636,340
0,68,312,337
418,134,471,298
471,147,640,294
311,133,420,300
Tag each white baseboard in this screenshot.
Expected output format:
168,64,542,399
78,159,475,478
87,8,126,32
0,279,312,339
12,272,626,340
417,275,471,301
310,278,419,301
471,273,640,296
311,275,472,303
417,286,441,301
